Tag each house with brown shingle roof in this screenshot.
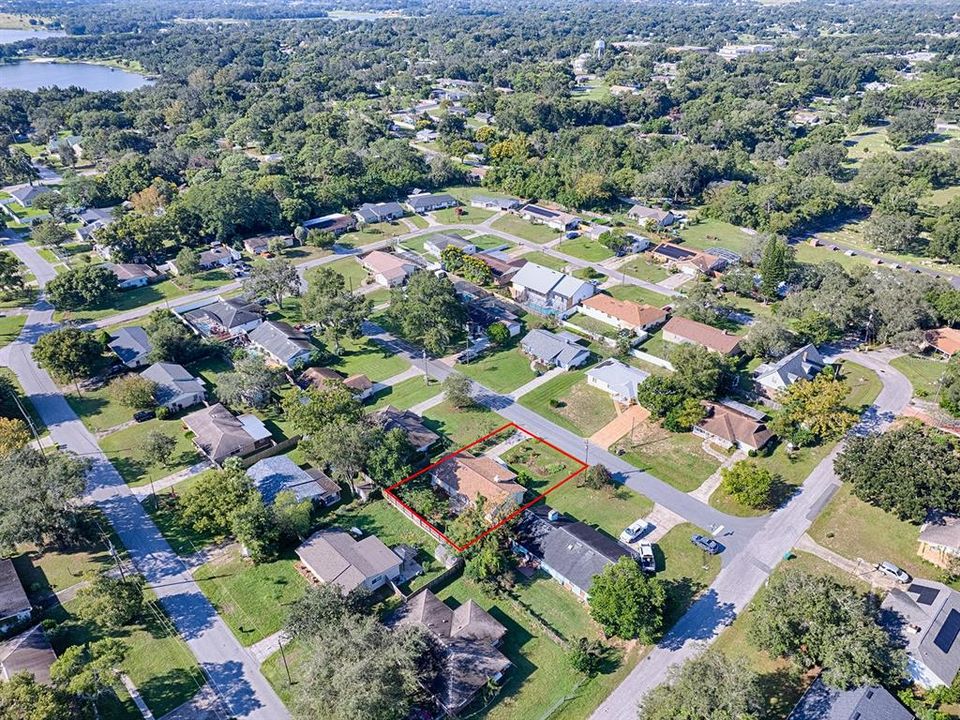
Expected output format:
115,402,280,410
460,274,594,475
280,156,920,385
579,294,667,335
296,529,402,594
662,316,742,356
432,454,525,519
182,403,274,464
298,367,375,400
694,401,773,451
925,328,960,357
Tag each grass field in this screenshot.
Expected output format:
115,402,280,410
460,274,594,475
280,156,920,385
326,338,410,382
517,250,567,271
193,548,309,646
491,215,560,244
457,346,538,393
100,417,203,488
565,311,619,339
336,221,408,248
557,237,614,262
317,257,369,291
677,218,757,256
518,371,617,437
608,283,673,308
53,279,191,323
433,206,495,225
0,312,25,348
367,375,442,411
470,234,513,251
890,353,946,399
422,401,507,450
617,257,671,284
66,381,139,434
615,422,721,492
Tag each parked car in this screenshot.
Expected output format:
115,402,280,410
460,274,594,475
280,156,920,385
637,542,656,574
690,534,722,555
133,409,156,423
564,230,579,239
619,518,651,543
877,561,912,584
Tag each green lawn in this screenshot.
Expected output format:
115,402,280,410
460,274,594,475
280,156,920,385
0,367,45,436
53,280,191,323
66,382,139,434
504,439,653,538
557,237,614,263
185,353,234,396
457,346,538,393
433,206,495,225
657,522,723,626
518,371,617,437
336,221,409,248
565,311,619,339
491,215,560,244
890,353,946,399
614,422,721,492
172,268,235,293
617,257,671,284
421,401,507,450
327,338,411,383
839,360,883,412
635,328,674,361
367,375,442,411
608,283,673,308
0,313,25,348
470,234,513,251
408,214,430,229
677,217,757,256
46,594,206,718
100,417,203,488
315,257,370,291
193,548,309,646
143,473,221,556
517,250,567,271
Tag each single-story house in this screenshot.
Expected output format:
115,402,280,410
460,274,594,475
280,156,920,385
298,367,374,400
925,328,960,357
586,359,650,404
296,529,402,594
882,580,960,687
0,625,57,685
0,560,31,634
182,403,273,465
407,192,459,214
652,243,725,276
515,504,639,602
471,195,519,211
518,203,580,232
354,201,406,224
474,252,526,287
243,235,294,256
108,263,159,290
303,212,357,236
651,242,697,264
662,316,742,356
510,262,595,318
7,184,51,209
182,297,264,338
246,454,340,506
694,401,773,452
579,294,667,334
424,233,476,257
389,589,511,714
75,206,117,243
462,293,522,337
753,344,826,397
520,328,590,370
432,453,525,519
47,134,83,160
197,245,242,270
141,362,206,411
627,205,676,228
919,512,960,570
361,250,418,287
786,678,913,720
372,406,440,454
108,326,153,368
248,320,314,369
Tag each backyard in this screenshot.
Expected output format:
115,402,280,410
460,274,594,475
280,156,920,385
608,283,674,309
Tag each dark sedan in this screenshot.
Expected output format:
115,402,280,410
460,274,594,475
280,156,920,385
691,534,722,555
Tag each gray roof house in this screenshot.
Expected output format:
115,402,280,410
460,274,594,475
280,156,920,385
406,192,459,213
882,580,960,687
108,326,153,368
510,262,595,317
424,233,477,257
140,362,206,411
627,204,676,227
246,454,341,506
515,504,639,602
354,201,406,224
586,358,649,403
0,559,31,633
0,625,57,685
372,406,441,453
7,184,52,209
520,329,590,370
390,589,511,714
182,403,273,464
787,678,914,720
753,344,826,397
182,298,264,338
296,529,402,594
471,195,520,211
247,320,314,369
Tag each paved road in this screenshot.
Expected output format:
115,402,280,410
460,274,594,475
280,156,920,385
589,350,912,720
2,232,58,287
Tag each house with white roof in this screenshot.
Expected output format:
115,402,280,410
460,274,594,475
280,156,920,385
627,205,676,228
510,262,595,318
586,359,649,403
362,250,418,287
518,203,580,231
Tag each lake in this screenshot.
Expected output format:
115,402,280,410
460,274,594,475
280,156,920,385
0,60,153,91
0,28,65,44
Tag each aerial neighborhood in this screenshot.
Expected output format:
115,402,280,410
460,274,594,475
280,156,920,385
3,2,960,720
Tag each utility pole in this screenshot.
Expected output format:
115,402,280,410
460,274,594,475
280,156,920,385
278,635,292,685
107,539,126,581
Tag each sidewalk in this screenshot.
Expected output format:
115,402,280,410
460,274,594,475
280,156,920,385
129,460,214,500
794,532,896,590
507,367,564,400
687,448,745,503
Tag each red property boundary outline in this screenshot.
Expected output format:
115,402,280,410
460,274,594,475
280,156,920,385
384,421,589,552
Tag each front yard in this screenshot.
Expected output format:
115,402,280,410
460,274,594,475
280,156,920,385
99,417,203,488
614,421,721,492
491,215,560,244
556,237,614,262
0,312,25,348
890,353,946,399
457,345,538,393
367,375,441,411
518,370,617,437
608,283,673,308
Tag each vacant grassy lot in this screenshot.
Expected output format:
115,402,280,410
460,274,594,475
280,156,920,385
336,221,408,248
193,548,309,646
617,257,671,283
518,371,617,437
433,206,495,225
470,234,513,251
517,250,567,271
54,279,192,323
890,353,946,399
100,417,203,487
608,283,673,308
615,422,721,492
491,215,559,243
457,346,538,393
66,382,138,434
367,375,441,411
557,237,614,262
327,337,410,382
677,218,757,256
565,311,619,339
318,257,369,290
422,401,508,450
